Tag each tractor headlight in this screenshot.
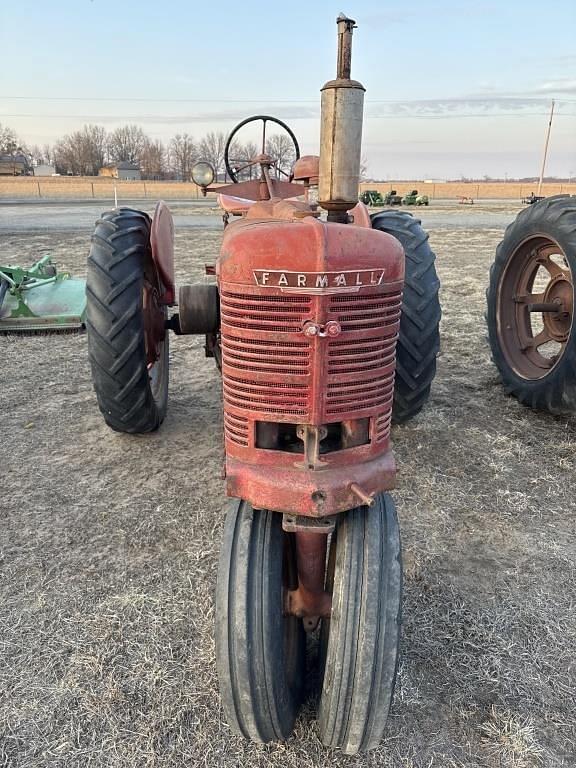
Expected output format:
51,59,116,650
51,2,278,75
191,161,215,187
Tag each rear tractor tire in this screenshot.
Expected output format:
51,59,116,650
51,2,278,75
86,207,169,433
372,210,441,423
487,195,576,413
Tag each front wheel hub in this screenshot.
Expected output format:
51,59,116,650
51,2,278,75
143,280,165,366
542,273,573,342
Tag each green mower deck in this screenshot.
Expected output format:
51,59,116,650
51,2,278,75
0,256,86,333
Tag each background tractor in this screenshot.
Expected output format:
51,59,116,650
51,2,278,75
384,189,403,205
85,15,441,754
487,195,575,413
402,189,429,206
359,189,385,206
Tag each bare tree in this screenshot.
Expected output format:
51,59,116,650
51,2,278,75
53,124,107,175
108,124,146,165
28,145,45,166
169,134,196,181
228,140,259,180
140,139,166,180
265,133,297,177
0,123,20,154
199,132,227,180
243,141,259,163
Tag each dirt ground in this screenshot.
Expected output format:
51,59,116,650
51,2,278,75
0,203,574,768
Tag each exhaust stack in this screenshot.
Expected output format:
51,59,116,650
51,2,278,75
318,14,365,222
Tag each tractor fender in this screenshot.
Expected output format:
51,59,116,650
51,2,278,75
150,201,175,304
349,201,372,228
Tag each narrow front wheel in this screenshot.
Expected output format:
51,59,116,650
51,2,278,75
318,493,402,754
215,500,305,743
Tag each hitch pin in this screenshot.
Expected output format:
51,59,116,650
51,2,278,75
350,483,375,507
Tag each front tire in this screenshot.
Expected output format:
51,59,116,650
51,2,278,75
318,494,402,754
215,500,305,743
372,210,441,423
86,208,168,433
487,195,576,413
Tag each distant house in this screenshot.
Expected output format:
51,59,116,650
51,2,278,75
34,164,57,176
0,153,32,176
99,161,141,180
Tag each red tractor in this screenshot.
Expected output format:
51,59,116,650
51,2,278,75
85,16,440,754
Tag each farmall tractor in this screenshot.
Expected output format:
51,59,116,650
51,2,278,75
85,16,440,754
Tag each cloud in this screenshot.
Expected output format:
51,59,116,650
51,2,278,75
365,97,573,119
531,79,576,95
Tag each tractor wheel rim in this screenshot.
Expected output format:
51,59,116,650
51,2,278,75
497,234,574,380
143,273,166,368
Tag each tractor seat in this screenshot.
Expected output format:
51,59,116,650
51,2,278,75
218,192,304,216
218,194,257,215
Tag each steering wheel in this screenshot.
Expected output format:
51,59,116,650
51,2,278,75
224,115,300,183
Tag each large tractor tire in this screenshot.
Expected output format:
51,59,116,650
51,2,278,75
487,195,576,413
318,494,402,754
86,208,169,433
372,210,441,423
215,500,305,743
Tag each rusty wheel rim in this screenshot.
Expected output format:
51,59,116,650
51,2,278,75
142,260,167,396
497,235,574,380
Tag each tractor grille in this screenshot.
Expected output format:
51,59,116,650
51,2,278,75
324,290,401,418
221,289,311,419
221,286,401,429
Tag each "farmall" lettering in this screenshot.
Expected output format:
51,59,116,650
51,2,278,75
253,269,385,293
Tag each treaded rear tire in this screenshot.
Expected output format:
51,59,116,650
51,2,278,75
86,207,168,433
487,195,576,413
318,493,402,754
372,210,441,423
215,500,305,743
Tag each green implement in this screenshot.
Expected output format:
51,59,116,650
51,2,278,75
0,255,86,332
359,190,385,206
402,189,429,206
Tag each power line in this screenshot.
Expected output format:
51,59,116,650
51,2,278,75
1,95,576,105
1,112,575,121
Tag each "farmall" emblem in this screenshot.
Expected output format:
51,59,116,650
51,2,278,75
253,269,385,294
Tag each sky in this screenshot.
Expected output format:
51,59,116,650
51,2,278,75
1,0,575,179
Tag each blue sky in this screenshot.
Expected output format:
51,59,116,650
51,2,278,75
1,0,575,178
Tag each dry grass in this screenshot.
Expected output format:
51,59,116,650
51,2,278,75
0,207,575,767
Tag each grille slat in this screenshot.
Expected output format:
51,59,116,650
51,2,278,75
221,292,311,334
374,412,392,443
224,412,249,446
223,354,309,374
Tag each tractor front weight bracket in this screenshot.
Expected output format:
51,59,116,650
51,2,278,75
282,518,334,630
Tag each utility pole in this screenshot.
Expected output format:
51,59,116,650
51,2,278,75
537,100,555,196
